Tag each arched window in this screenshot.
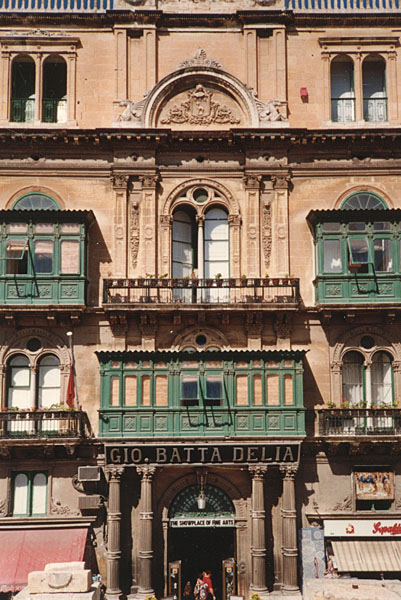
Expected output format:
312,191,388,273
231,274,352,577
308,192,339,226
363,56,387,122
38,354,61,408
7,354,31,410
12,471,48,516
371,351,393,406
172,207,197,279
331,56,355,122
11,56,35,123
340,191,388,211
204,207,229,280
342,348,394,408
12,193,60,211
342,351,364,407
42,56,67,124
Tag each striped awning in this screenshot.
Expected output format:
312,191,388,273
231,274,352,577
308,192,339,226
332,540,401,572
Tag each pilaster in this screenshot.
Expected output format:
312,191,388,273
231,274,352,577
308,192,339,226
139,174,159,276
111,174,130,278
243,175,261,278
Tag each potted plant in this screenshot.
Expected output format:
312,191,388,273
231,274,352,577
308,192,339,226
215,273,223,287
262,273,269,286
240,274,247,287
137,275,145,286
191,271,199,286
272,277,280,285
282,274,289,285
206,277,214,287
229,277,236,287
160,273,169,287
182,275,190,287
172,278,179,287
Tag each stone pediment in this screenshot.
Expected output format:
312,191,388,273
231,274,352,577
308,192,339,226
115,50,288,129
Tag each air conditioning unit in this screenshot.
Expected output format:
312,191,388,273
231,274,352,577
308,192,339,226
78,495,102,510
78,466,101,482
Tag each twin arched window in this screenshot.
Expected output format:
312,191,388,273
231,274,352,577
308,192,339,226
331,55,387,123
11,55,67,124
172,204,229,279
7,354,61,410
342,350,393,407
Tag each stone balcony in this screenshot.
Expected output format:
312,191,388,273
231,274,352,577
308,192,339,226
0,409,92,440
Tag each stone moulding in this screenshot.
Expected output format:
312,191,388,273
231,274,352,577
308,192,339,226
115,56,288,129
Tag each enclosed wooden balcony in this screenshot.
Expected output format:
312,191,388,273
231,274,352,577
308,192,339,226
103,277,300,309
318,408,401,437
0,409,92,439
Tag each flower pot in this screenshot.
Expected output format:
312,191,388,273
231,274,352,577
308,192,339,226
262,278,269,286
191,279,199,287
240,279,247,287
272,278,279,285
161,279,168,287
216,279,223,287
206,279,214,287
229,279,236,287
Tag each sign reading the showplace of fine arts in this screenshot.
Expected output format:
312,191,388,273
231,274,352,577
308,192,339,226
106,442,300,466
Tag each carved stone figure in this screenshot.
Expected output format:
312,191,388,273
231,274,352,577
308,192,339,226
117,96,148,124
179,48,222,70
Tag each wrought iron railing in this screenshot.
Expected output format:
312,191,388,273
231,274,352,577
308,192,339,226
10,98,35,123
318,408,401,436
0,410,92,439
42,98,67,123
331,98,355,123
363,97,388,123
103,277,300,306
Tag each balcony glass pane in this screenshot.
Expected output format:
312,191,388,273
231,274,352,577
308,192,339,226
349,222,366,231
236,375,248,405
35,223,54,234
31,473,47,514
142,375,151,406
323,239,342,273
124,376,137,406
206,375,222,399
61,240,80,274
182,375,198,399
374,238,392,272
322,222,341,232
266,374,279,405
348,238,370,264
60,223,80,234
253,374,262,405
284,374,293,405
374,222,391,231
155,375,168,406
34,240,53,274
38,355,60,408
110,376,120,407
6,239,28,274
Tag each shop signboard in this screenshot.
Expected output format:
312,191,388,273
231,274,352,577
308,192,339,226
170,517,235,528
324,519,401,537
354,471,394,500
105,442,300,466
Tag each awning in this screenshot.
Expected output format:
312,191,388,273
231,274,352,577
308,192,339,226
0,527,87,592
332,540,401,572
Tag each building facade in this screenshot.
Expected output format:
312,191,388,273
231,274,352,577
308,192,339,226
1,0,401,597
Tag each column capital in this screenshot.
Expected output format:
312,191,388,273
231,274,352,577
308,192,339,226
279,464,298,479
111,174,130,189
271,173,291,190
139,173,159,189
249,465,268,479
160,214,172,226
228,214,241,226
106,466,125,481
243,174,262,190
136,464,156,481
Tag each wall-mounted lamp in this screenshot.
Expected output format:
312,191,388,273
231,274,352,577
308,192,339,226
196,468,208,510
300,87,309,101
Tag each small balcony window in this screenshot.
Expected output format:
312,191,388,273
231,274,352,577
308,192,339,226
363,56,387,123
12,471,47,516
11,56,35,123
331,56,355,123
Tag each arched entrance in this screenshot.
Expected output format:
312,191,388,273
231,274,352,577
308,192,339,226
168,484,236,600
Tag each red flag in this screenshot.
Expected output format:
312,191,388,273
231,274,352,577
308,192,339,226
66,365,75,408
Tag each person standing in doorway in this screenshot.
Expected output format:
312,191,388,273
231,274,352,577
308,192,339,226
202,570,216,600
194,574,209,600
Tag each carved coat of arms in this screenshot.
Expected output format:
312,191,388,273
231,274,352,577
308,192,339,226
161,84,240,125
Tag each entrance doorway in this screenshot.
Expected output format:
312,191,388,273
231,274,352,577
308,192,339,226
168,483,236,600
169,527,235,599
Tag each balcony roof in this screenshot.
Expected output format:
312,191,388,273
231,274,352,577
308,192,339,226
96,349,307,361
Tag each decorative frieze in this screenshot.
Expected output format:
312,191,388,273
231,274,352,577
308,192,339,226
130,200,140,269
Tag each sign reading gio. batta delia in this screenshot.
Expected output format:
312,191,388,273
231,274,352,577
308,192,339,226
106,442,300,466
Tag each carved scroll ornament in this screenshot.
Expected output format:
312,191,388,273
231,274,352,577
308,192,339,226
130,200,140,269
263,201,272,270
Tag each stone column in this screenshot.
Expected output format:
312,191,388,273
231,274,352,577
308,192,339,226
280,465,299,593
249,465,268,596
0,51,10,122
354,52,363,122
228,214,241,278
67,53,77,123
34,53,42,123
271,174,290,277
321,52,331,122
196,215,205,279
387,50,398,123
106,466,125,600
137,465,156,597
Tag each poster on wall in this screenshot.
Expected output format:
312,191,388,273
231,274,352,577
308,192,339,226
354,471,394,500
299,528,325,581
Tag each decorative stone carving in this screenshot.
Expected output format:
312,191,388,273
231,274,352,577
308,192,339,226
262,200,271,271
2,29,71,38
111,173,129,188
28,562,91,594
50,498,77,515
272,173,291,189
274,314,293,340
178,48,222,70
140,174,159,189
243,174,261,189
130,200,140,269
161,84,240,126
332,495,353,511
248,88,288,122
117,95,149,124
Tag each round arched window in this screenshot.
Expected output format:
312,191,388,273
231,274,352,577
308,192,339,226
341,192,387,210
13,193,60,211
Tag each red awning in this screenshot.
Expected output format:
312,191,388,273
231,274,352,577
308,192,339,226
0,527,87,592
